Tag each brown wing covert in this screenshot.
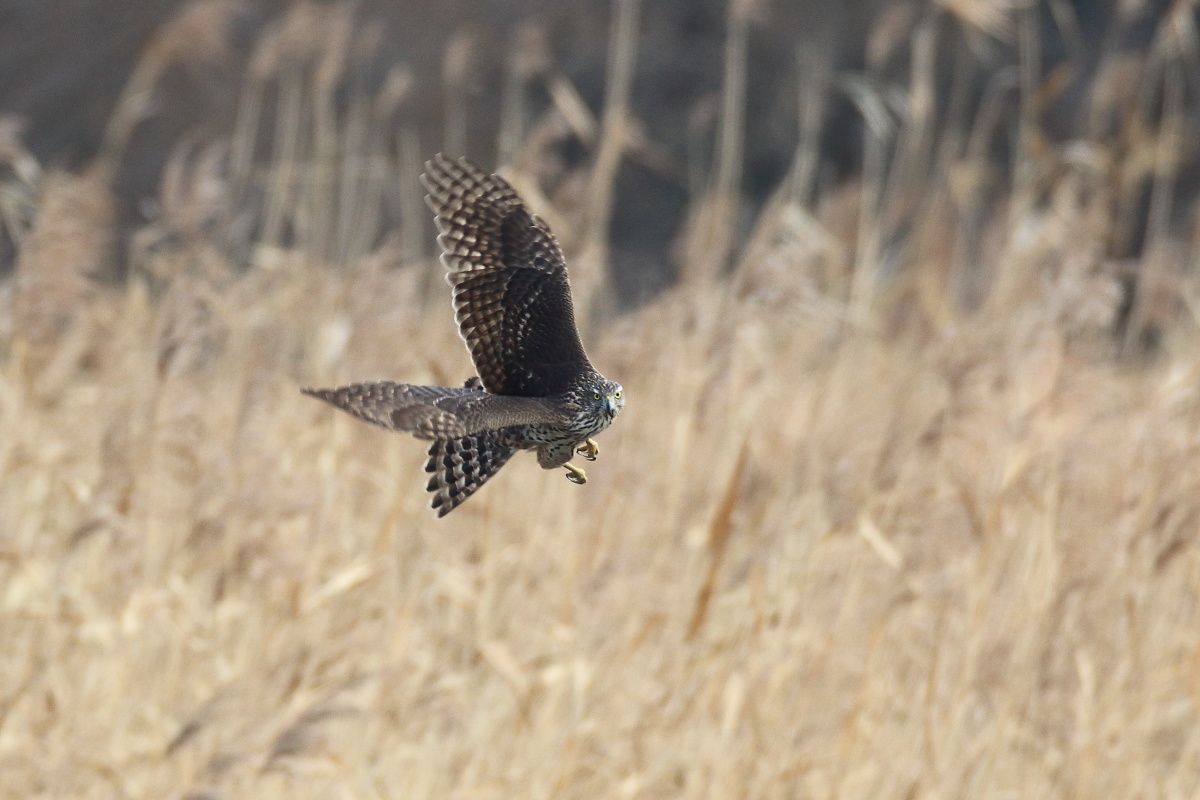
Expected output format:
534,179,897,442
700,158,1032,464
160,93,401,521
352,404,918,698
421,154,593,397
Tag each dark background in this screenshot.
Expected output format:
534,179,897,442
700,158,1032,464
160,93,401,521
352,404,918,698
0,0,1173,303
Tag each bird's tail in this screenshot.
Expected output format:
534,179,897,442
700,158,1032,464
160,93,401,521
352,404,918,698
425,431,517,516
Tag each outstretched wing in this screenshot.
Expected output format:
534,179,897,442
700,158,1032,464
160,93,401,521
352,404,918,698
421,154,593,397
303,381,573,439
302,382,477,440
425,432,518,517
304,381,572,515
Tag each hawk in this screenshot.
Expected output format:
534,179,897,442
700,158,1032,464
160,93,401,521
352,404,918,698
303,154,625,516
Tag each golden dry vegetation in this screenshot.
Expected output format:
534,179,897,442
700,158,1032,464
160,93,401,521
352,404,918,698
4,1,1200,798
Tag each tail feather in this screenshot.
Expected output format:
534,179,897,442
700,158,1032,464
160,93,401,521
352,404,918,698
425,432,517,516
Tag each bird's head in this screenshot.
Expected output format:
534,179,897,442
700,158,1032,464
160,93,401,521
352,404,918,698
586,377,625,422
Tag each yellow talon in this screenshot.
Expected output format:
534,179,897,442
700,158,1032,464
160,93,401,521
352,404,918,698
576,438,599,461
564,463,588,484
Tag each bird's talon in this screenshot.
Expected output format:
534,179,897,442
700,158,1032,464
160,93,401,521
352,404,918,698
564,463,588,484
576,439,599,461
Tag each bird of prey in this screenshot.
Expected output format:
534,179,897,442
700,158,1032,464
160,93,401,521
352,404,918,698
303,154,624,516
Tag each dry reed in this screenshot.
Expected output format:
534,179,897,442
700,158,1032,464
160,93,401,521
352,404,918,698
3,2,1200,798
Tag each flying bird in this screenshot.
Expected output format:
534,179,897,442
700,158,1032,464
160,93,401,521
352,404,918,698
304,154,625,516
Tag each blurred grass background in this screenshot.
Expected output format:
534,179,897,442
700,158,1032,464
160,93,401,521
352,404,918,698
4,0,1200,797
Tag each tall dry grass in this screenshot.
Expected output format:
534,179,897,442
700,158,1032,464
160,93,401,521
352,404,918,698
4,1,1200,798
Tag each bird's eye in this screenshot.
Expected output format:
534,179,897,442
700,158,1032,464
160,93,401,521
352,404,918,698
614,391,622,399
593,391,601,400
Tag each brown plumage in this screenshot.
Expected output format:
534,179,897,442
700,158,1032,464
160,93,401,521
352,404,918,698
303,155,625,517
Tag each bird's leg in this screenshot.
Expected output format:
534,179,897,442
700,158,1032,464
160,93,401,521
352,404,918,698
564,463,588,484
576,438,599,461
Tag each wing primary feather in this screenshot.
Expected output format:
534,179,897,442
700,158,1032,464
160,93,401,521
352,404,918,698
420,154,594,397
302,382,473,440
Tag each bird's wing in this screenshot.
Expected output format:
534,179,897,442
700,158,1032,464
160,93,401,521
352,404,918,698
421,153,593,397
302,382,473,439
303,382,573,439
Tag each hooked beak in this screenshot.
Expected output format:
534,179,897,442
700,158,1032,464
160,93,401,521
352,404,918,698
604,396,617,415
